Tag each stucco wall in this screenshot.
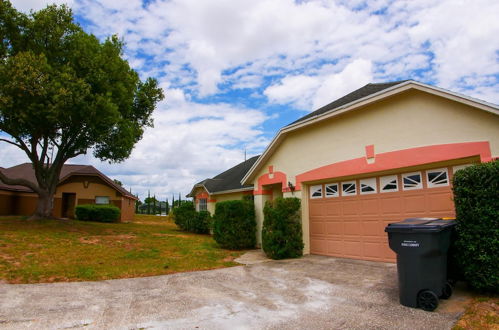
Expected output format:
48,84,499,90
0,190,14,215
251,89,499,254
55,177,119,200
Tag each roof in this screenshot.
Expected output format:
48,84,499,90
188,155,260,197
0,163,137,199
287,81,408,126
241,80,499,185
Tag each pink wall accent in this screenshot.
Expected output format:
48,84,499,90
295,142,491,190
254,168,287,195
365,145,375,159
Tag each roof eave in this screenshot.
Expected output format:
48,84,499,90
210,186,254,195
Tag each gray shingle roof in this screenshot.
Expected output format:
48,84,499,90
287,80,409,126
190,155,259,195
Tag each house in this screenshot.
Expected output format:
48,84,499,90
187,155,259,213
190,80,499,263
0,163,137,222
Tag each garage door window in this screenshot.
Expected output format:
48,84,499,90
402,172,422,190
341,181,356,196
426,168,449,188
360,178,377,194
325,183,339,197
380,175,398,193
310,185,323,199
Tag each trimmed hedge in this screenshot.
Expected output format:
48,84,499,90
213,200,256,249
262,197,304,260
452,160,498,293
172,202,211,234
75,204,121,222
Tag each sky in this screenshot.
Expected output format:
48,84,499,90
3,0,499,201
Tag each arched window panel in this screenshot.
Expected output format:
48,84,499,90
341,181,357,196
325,183,339,197
402,172,422,190
360,178,377,195
426,168,449,188
380,175,398,193
310,184,323,199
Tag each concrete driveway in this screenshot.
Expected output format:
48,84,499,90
0,255,467,329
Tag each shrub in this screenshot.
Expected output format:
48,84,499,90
452,160,498,293
172,202,211,234
75,204,121,222
262,197,304,260
213,200,256,249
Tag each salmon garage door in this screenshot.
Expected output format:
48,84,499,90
308,166,458,262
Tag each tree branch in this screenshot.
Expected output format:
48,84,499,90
0,138,22,148
0,169,40,193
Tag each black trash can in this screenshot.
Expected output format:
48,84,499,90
385,218,456,311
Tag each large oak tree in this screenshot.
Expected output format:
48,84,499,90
0,1,164,219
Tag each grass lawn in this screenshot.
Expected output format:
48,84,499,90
453,296,499,330
0,214,244,284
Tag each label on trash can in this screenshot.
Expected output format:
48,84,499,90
401,240,420,247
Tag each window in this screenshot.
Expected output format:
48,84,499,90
95,196,109,204
310,185,323,199
360,178,377,194
380,175,398,193
453,164,472,174
426,168,449,188
341,181,356,196
325,183,339,198
198,198,207,211
402,172,422,190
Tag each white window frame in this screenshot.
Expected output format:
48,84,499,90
426,168,449,188
310,185,323,199
341,181,357,196
198,198,208,211
359,178,377,195
402,172,423,191
325,183,339,198
380,175,399,193
95,196,110,204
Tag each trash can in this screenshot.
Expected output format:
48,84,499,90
385,218,456,311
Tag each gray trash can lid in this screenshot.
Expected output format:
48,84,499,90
385,218,456,233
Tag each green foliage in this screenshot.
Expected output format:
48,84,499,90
213,200,256,250
451,161,498,293
0,2,163,218
75,204,121,223
262,197,304,260
213,200,256,249
172,202,211,234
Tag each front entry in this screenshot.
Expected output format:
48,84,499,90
61,193,76,218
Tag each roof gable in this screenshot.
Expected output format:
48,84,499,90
242,80,499,185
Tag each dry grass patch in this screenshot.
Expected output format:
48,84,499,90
453,297,499,330
0,214,244,283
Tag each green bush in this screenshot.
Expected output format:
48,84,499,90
452,161,498,293
262,197,304,260
75,204,121,222
213,200,256,249
172,202,211,234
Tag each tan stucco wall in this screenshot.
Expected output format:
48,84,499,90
212,191,248,203
55,177,119,200
252,90,499,254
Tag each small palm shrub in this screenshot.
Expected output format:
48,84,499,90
213,200,256,249
452,160,498,293
262,197,304,259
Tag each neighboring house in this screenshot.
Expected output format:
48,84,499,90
190,80,499,263
187,155,259,214
0,163,137,222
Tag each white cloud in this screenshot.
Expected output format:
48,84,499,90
10,0,74,12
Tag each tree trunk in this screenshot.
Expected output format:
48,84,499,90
30,189,55,220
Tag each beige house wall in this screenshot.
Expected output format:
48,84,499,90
251,89,499,254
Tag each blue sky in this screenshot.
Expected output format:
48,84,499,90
4,0,499,201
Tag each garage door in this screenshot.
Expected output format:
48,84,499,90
309,165,462,262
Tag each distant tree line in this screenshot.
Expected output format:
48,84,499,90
135,191,187,215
